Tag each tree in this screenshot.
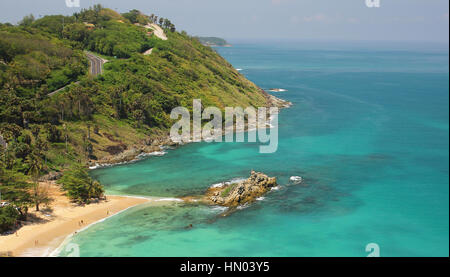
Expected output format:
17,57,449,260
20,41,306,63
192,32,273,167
19,14,35,27
122,9,140,24
59,165,104,204
0,161,31,218
62,124,69,153
62,23,90,42
0,206,20,233
31,125,40,139
93,125,100,135
93,4,104,13
34,136,48,160
10,139,31,160
45,123,62,143
31,182,52,212
26,155,51,211
163,18,172,29
86,141,93,159
87,123,91,140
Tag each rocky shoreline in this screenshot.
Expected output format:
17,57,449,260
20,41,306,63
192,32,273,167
89,136,177,168
87,93,292,169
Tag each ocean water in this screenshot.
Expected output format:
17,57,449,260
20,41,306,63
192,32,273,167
59,41,449,257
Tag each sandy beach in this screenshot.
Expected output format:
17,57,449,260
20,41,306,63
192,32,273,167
0,182,151,257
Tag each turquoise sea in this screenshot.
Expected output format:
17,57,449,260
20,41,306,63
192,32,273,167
59,41,449,257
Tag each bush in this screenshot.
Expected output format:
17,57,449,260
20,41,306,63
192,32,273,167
86,21,153,58
45,124,62,142
0,206,20,233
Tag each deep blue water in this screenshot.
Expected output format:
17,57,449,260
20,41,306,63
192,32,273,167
59,41,449,257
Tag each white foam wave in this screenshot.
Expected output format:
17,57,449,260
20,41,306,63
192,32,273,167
153,198,183,202
145,151,167,157
89,162,120,170
210,206,228,212
236,203,250,210
209,177,246,189
225,177,246,185
269,88,288,92
90,150,168,170
210,183,226,188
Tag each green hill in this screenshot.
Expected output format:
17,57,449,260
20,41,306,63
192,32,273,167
0,6,268,178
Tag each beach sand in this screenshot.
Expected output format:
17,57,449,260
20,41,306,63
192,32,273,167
0,182,150,257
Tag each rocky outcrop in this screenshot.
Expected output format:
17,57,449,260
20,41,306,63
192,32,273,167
39,171,63,182
85,91,291,169
262,89,292,109
91,136,179,166
205,171,277,207
99,147,142,164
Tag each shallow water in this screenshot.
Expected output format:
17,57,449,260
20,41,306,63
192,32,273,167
59,41,449,257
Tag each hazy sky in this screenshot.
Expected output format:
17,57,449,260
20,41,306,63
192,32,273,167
0,0,448,42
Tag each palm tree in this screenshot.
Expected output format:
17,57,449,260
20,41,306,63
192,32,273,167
87,123,91,140
27,154,42,183
63,124,69,153
26,155,51,211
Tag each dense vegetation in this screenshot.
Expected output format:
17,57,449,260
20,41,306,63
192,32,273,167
0,27,87,94
0,205,20,233
0,6,267,232
59,165,104,204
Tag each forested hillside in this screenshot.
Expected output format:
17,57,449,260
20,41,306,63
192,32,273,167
0,5,268,230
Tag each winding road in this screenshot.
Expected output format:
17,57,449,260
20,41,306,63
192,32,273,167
48,52,106,96
85,52,106,76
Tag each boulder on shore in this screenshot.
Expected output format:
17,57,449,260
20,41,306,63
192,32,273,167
205,171,277,207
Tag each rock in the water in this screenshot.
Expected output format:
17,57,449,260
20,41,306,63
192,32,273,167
205,171,277,207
